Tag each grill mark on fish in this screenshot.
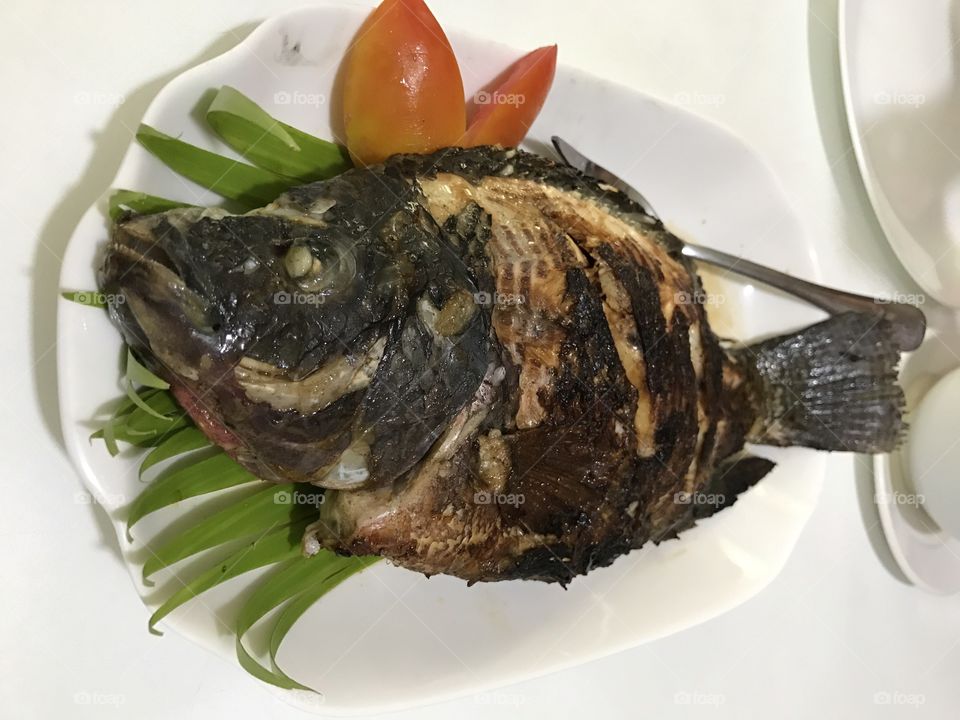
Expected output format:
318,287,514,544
453,201,558,427
441,176,716,489
530,183,696,327
447,174,706,476
419,174,595,432
495,266,638,548
689,318,725,492
680,323,707,491
593,245,700,535
594,257,657,457
420,167,710,540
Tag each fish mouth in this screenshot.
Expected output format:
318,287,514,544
99,213,220,381
102,211,210,297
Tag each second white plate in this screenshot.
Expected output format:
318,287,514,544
840,0,960,307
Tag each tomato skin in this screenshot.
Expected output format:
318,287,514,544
463,45,557,148
343,0,466,165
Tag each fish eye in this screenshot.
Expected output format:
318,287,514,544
284,243,317,279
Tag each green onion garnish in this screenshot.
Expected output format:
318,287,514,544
136,124,295,208
206,86,351,182
108,190,194,220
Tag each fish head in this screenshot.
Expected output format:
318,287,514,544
98,178,492,490
100,204,398,381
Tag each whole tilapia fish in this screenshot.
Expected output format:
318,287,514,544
100,147,904,584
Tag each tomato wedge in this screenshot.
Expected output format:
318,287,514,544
342,0,466,165
463,45,557,148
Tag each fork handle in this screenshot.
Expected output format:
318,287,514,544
681,242,926,351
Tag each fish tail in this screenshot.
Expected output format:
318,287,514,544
737,312,905,453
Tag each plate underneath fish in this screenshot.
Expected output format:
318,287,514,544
100,146,905,584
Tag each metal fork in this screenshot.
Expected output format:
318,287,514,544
551,136,926,351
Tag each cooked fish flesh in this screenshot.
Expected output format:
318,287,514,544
99,147,905,584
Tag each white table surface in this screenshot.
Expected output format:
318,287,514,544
2,0,958,717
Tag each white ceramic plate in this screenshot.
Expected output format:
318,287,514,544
58,3,825,713
839,0,960,307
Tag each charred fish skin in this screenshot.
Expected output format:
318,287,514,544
100,146,905,585
384,148,724,565
101,166,493,488
295,148,720,582
312,148,903,583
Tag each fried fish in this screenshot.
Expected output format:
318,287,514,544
100,147,904,584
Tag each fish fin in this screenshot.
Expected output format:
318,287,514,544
741,312,905,453
690,454,775,520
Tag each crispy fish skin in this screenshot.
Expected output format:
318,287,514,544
306,148,747,582
100,147,905,585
